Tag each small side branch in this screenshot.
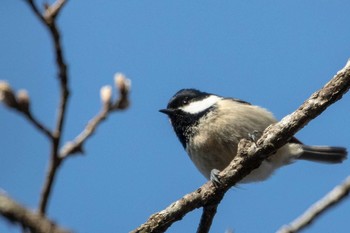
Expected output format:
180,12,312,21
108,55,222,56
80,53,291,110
197,204,219,233
26,0,46,23
0,82,53,139
0,193,71,233
44,0,66,20
24,111,53,140
59,106,110,157
59,73,131,159
277,176,350,233
38,73,130,214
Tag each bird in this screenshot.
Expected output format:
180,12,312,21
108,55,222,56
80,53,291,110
159,88,347,183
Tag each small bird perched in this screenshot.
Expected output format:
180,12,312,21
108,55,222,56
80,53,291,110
160,89,347,183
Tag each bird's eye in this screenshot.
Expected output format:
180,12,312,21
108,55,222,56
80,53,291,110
182,99,188,105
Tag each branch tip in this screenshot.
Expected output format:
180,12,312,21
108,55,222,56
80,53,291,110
277,176,350,233
17,89,30,113
0,81,17,109
100,85,113,108
113,73,131,110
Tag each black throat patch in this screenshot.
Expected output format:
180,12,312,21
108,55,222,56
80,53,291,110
169,106,214,149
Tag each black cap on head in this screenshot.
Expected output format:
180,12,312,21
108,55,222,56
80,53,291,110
166,89,211,110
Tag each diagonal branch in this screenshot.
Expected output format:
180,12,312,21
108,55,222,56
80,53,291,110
26,0,46,23
0,193,71,233
131,60,350,233
59,74,131,159
277,176,350,233
44,0,66,20
0,81,53,139
59,106,110,158
23,111,53,140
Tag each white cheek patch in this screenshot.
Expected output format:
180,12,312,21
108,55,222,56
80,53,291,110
180,95,222,114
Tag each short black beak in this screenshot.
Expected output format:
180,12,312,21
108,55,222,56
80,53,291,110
159,108,175,116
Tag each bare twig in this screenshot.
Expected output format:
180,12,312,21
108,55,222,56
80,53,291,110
25,0,69,215
26,0,46,23
0,81,53,139
44,0,66,20
277,176,350,233
59,74,131,159
197,204,219,233
0,193,71,233
23,112,54,139
38,75,130,212
38,155,61,215
1,1,131,232
59,106,111,158
6,1,130,217
131,60,350,233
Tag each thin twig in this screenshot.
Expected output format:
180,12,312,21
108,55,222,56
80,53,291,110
49,14,69,140
23,1,130,214
59,106,110,158
26,0,45,23
60,75,131,159
23,112,53,140
0,193,71,233
1,2,131,231
38,155,61,215
277,176,350,233
44,0,66,20
25,0,69,215
40,4,70,214
197,204,219,233
131,60,350,233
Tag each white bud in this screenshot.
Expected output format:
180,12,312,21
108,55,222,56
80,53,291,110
114,73,131,94
0,81,17,108
100,85,112,105
17,89,30,112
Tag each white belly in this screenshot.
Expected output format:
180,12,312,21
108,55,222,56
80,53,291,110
188,143,302,183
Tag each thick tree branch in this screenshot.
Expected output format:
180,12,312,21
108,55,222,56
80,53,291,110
131,60,350,233
277,176,350,233
0,193,71,233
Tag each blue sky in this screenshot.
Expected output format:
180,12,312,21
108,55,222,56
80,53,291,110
1,1,350,233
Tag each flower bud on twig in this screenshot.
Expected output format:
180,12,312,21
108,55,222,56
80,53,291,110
114,73,131,96
0,81,17,109
17,89,30,113
114,73,131,110
100,85,112,107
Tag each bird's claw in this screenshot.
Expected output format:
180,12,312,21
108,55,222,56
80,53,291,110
248,130,260,144
210,169,222,187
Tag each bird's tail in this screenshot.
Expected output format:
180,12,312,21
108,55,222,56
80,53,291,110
298,145,347,164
